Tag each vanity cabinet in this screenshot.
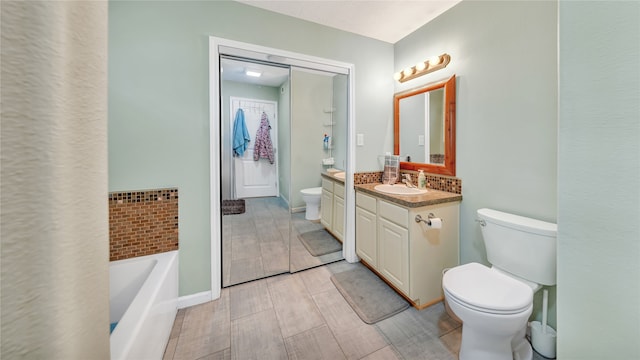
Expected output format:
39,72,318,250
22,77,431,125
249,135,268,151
378,204,410,294
355,189,460,309
321,177,345,242
355,193,377,266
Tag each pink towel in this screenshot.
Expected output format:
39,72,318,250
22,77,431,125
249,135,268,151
253,112,274,164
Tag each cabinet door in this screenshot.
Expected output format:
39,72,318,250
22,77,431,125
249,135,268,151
320,189,333,229
332,195,345,242
355,207,377,268
378,217,409,294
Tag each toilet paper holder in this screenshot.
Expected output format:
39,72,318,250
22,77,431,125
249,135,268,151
415,213,441,226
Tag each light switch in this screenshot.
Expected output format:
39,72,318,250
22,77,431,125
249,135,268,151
357,133,364,146
418,135,425,146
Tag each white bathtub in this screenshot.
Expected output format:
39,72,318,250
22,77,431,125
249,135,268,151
110,251,178,360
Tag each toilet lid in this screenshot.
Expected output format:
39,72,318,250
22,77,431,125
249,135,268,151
443,263,533,314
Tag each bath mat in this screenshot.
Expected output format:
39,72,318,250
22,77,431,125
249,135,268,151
222,199,245,215
331,267,409,324
298,229,341,256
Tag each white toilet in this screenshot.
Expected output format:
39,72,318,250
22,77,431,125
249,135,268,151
442,208,557,360
300,187,322,220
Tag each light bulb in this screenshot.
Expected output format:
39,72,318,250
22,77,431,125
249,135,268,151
403,67,414,77
393,72,402,81
428,55,441,67
416,61,427,71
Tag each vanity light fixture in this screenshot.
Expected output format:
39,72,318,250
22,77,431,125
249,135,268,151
394,53,451,83
245,70,262,77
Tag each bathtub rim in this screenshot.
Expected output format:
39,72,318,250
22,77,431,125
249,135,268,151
109,250,178,360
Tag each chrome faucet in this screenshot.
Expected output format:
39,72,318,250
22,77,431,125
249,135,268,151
402,174,417,188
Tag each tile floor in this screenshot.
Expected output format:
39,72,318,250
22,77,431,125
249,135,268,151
222,197,342,287
164,260,547,360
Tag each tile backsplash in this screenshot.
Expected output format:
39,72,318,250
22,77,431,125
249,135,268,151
109,188,179,261
354,171,461,194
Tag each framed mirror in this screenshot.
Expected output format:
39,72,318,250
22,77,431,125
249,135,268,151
394,75,456,176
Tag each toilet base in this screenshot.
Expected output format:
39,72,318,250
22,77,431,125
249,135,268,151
305,204,320,221
445,291,533,360
459,324,532,360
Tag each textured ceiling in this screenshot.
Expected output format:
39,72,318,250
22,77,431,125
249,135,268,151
236,0,462,44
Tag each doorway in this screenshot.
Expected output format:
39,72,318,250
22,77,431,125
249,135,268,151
210,37,357,299
221,57,290,287
230,97,279,199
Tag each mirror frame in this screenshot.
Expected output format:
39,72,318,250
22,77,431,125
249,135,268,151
394,74,456,176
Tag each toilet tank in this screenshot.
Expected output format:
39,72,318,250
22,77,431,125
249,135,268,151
477,208,557,286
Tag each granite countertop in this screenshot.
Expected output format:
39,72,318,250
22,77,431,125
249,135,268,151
321,172,345,183
355,183,462,208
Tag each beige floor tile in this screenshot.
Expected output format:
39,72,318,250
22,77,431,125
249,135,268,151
228,257,265,285
231,309,287,360
172,260,468,360
163,336,178,360
359,345,402,360
333,323,388,360
284,325,346,360
173,333,230,360
169,308,186,339
198,348,231,360
229,279,273,320
260,240,289,273
439,327,462,356
269,274,325,338
178,292,230,357
298,264,336,295
312,287,362,334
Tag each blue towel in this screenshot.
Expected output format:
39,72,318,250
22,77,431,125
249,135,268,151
232,108,250,157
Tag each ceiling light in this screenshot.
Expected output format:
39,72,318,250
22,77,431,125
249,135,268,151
245,70,262,77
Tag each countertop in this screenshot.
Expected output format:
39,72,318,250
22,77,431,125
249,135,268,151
355,183,462,208
321,172,345,183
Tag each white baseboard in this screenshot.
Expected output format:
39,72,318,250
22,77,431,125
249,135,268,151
291,206,305,213
178,291,212,309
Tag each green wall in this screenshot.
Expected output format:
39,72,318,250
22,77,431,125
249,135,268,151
558,1,640,357
109,1,393,296
395,0,558,326
290,70,334,210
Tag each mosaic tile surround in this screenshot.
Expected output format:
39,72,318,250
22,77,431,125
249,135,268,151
354,171,461,194
109,188,179,261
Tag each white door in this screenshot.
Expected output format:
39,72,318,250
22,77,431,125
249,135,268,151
231,97,278,198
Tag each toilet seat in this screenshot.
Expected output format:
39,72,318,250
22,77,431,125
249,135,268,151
443,262,533,315
300,187,322,196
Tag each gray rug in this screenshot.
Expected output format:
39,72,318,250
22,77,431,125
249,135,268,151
331,267,410,324
222,199,245,215
298,229,342,256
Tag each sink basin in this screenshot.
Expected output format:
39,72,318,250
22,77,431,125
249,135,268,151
333,172,345,179
374,184,428,195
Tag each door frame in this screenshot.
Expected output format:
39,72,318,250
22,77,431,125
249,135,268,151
209,37,357,300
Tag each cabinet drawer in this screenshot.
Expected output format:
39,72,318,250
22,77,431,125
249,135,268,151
322,178,334,192
356,192,376,213
378,200,408,228
334,183,345,198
